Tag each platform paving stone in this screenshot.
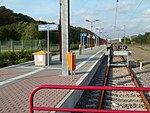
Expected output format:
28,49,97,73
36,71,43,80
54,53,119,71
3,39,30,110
0,68,36,82
0,46,107,113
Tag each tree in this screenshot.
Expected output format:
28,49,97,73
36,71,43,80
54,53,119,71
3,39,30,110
0,6,35,26
22,23,40,40
145,32,150,44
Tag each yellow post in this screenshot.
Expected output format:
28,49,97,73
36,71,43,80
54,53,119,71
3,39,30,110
140,62,142,70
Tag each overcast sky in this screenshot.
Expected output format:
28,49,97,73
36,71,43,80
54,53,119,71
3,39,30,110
1,0,150,38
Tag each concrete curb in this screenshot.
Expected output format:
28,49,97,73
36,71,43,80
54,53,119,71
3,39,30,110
54,53,105,113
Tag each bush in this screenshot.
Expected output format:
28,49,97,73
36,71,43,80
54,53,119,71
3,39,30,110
0,50,36,68
17,58,27,64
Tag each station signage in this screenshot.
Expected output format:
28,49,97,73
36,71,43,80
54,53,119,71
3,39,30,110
38,24,58,31
81,33,87,37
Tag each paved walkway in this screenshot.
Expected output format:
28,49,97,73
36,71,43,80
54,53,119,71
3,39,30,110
0,46,107,113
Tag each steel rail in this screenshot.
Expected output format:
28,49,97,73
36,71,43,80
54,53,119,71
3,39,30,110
117,45,150,111
97,44,150,111
97,66,110,109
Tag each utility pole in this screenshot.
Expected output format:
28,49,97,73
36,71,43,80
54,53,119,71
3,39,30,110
59,0,62,62
124,25,126,45
114,0,119,38
61,0,70,75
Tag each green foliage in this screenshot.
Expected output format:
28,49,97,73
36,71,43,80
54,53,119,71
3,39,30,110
0,50,35,68
17,58,28,64
0,6,35,26
131,32,150,44
22,23,40,40
0,6,93,45
121,37,131,44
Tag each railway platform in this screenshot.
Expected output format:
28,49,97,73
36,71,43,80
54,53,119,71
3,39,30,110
0,45,107,113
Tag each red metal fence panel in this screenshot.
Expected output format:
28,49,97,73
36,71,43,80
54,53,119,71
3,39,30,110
30,85,150,113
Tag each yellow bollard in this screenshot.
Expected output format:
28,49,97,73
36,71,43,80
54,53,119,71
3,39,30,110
140,62,142,70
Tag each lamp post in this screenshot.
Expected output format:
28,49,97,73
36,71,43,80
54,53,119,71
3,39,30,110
85,19,99,49
96,28,104,46
103,32,106,45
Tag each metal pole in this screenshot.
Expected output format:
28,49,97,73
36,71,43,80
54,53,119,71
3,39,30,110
124,25,126,45
96,36,97,46
80,33,82,45
47,30,50,67
22,40,24,50
61,0,70,75
114,0,118,39
99,31,101,46
11,40,14,52
90,22,93,49
87,37,89,48
83,36,85,46
59,0,62,62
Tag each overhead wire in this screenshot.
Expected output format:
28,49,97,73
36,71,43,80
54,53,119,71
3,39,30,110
113,0,144,38
127,0,144,23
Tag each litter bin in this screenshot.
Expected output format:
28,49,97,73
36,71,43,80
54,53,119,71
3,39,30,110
66,52,76,71
33,51,52,66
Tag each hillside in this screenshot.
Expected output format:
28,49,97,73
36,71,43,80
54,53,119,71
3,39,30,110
0,6,91,44
0,6,35,26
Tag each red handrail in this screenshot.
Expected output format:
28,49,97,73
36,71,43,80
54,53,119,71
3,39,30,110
30,85,150,113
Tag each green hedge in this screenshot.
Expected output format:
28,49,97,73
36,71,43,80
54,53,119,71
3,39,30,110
0,50,37,68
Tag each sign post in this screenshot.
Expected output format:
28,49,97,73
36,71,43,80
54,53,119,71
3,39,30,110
38,24,58,67
47,30,50,67
80,33,87,46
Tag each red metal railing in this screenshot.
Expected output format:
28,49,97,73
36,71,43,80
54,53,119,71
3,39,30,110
30,85,150,113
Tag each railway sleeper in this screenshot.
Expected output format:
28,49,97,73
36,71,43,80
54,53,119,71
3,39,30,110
104,105,147,111
106,95,143,101
104,101,146,110
107,83,134,86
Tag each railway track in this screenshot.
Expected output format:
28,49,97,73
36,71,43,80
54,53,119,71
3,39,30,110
102,56,148,111
74,45,150,112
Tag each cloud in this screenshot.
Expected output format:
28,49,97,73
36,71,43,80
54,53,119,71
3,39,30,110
0,0,4,4
101,1,133,15
118,2,133,14
143,8,150,16
38,17,42,21
72,9,94,17
146,25,150,29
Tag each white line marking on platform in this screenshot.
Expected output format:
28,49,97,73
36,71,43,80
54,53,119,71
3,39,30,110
76,47,106,70
0,46,106,87
0,68,45,86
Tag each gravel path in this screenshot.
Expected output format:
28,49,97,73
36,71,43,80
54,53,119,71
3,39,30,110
103,55,147,111
128,45,150,103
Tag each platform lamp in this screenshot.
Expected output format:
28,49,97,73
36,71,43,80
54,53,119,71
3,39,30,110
85,19,99,50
